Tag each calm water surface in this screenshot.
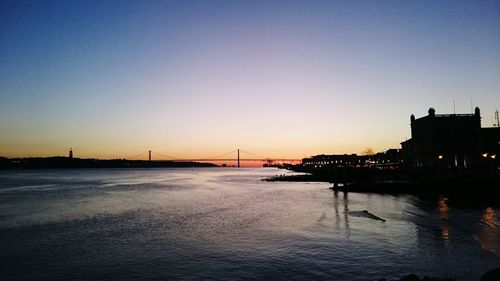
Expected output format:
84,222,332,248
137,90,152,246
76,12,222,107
0,168,498,280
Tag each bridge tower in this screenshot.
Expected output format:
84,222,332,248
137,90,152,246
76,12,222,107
237,149,240,168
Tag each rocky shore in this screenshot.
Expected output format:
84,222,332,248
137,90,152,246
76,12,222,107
265,168,500,198
385,268,500,281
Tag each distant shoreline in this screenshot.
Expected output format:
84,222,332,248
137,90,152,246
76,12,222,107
0,156,217,169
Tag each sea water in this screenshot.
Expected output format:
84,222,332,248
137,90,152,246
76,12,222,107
0,168,498,280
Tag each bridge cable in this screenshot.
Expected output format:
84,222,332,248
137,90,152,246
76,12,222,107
125,151,149,160
200,149,238,160
152,151,182,160
239,149,268,160
240,149,301,162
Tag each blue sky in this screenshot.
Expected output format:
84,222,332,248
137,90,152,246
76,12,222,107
1,0,499,158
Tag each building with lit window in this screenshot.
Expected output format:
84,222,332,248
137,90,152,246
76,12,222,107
302,149,401,169
401,107,499,169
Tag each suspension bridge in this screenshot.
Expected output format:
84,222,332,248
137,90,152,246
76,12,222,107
125,149,302,167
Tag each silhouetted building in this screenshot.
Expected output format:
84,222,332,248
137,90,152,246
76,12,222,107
69,148,73,159
481,127,500,169
302,149,401,169
401,107,499,169
303,154,362,168
371,149,402,167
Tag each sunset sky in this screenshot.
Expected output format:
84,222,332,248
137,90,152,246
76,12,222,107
1,0,499,160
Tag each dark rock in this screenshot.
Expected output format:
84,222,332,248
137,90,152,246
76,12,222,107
480,268,500,281
397,274,453,281
400,274,420,281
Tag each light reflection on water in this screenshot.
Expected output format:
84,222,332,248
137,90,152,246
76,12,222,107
0,168,498,281
437,196,449,243
476,207,500,258
482,207,497,229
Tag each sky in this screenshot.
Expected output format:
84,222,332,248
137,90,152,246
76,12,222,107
1,0,499,160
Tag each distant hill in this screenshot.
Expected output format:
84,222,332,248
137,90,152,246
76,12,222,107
0,157,217,169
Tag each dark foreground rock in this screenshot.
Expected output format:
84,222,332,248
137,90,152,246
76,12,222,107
479,268,500,281
399,274,453,281
377,274,453,281
376,268,500,281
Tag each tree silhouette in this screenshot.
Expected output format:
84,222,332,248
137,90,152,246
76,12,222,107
362,147,374,156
